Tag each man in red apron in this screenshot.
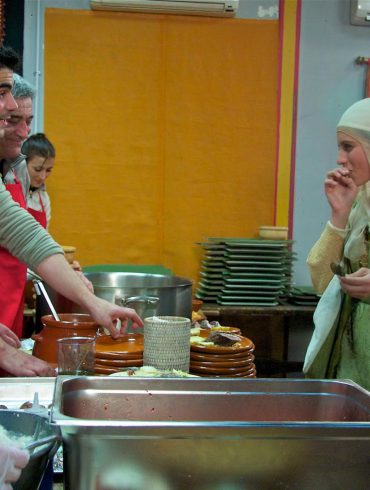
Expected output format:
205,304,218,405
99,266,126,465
1,76,93,339
0,74,36,337
0,174,29,338
0,50,29,339
1,75,47,229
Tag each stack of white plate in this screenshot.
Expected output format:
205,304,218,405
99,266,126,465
195,238,295,306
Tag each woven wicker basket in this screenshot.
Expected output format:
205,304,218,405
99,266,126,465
143,316,191,371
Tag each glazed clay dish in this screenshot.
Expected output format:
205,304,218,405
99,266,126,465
195,369,256,378
94,357,143,367
190,350,253,361
190,357,253,369
95,333,143,357
190,364,255,376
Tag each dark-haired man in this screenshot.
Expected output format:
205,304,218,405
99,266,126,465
0,46,18,128
0,73,36,338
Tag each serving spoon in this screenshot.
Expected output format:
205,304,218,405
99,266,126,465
28,270,60,321
25,434,60,452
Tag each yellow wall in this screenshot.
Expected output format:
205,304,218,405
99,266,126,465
44,9,279,285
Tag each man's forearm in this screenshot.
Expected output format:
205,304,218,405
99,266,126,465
0,182,62,268
35,254,95,311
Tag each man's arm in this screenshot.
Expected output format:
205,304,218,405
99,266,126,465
0,181,143,336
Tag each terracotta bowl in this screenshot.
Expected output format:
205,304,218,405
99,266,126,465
32,313,99,366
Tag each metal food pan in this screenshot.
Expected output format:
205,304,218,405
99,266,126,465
0,410,60,490
0,377,55,409
52,377,370,490
0,377,63,474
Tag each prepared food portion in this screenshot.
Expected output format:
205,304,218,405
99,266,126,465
0,424,33,448
205,331,241,347
191,324,244,348
109,366,198,378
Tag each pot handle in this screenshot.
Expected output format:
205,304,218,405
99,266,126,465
115,295,160,307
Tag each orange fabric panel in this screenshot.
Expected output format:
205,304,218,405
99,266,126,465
44,9,278,284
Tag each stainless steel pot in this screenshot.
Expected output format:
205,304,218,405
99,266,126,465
0,410,61,490
36,273,193,327
87,272,193,319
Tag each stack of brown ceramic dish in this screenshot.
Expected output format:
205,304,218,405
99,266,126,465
190,329,256,378
94,333,144,375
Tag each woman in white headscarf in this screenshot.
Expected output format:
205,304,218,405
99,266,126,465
304,97,370,391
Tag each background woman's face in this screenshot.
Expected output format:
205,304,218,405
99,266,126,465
336,132,370,186
27,155,54,188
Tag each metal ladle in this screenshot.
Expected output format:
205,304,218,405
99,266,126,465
28,270,60,321
25,434,60,452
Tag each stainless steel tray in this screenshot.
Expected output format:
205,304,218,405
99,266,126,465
52,377,370,490
0,377,63,474
0,377,55,409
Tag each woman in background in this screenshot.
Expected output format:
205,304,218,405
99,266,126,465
22,133,89,334
304,97,370,391
22,132,54,229
23,133,83,273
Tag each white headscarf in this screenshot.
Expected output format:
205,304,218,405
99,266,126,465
337,97,370,219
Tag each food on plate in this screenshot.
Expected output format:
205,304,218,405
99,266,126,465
190,324,242,347
192,320,241,335
109,366,198,378
199,319,219,329
210,326,241,334
205,331,241,347
192,310,204,322
190,335,215,347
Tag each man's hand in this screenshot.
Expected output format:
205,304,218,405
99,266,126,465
0,324,20,348
88,297,144,339
0,339,56,377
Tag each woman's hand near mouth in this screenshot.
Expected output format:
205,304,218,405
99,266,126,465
325,168,358,229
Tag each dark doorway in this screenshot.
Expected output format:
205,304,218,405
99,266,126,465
3,0,24,72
